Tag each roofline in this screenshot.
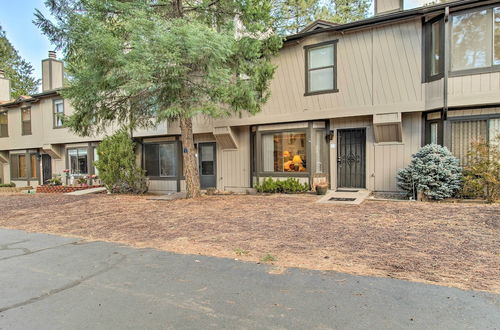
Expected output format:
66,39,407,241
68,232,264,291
0,89,61,108
284,0,495,42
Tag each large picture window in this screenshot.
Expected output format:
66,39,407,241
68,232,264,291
451,6,500,73
68,148,88,175
262,131,307,173
144,142,179,178
0,112,7,137
305,41,337,95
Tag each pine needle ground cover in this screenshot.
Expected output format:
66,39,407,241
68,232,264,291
0,194,498,293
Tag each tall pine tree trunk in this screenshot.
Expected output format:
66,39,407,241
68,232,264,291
179,116,201,198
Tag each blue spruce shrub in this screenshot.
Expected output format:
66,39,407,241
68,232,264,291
397,144,462,200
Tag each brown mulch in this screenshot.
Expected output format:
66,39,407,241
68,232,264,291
0,193,499,293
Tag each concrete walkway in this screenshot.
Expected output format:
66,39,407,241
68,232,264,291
0,229,498,329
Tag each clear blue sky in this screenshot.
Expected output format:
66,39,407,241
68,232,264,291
0,0,55,85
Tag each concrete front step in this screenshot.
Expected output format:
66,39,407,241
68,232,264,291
316,189,371,205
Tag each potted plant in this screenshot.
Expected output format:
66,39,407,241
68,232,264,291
47,175,62,186
316,182,329,195
76,177,88,187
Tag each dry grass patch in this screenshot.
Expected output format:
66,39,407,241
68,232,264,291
0,193,499,293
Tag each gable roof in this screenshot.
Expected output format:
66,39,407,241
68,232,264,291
0,90,60,108
299,20,339,33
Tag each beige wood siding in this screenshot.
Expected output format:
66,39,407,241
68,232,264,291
215,20,425,127
449,72,500,107
376,0,401,14
448,107,500,117
425,78,444,109
148,180,177,193
220,126,251,190
374,112,422,191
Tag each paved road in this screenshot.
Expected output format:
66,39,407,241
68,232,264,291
0,229,498,330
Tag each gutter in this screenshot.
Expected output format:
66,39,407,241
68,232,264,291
284,0,495,43
443,6,450,120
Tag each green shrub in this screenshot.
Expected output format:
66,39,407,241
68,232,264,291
461,136,500,202
95,129,148,194
397,144,462,200
0,182,15,188
254,177,309,194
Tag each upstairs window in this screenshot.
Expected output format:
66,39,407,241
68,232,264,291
21,107,31,135
0,112,7,137
53,99,64,128
451,6,500,73
305,40,337,95
424,16,444,81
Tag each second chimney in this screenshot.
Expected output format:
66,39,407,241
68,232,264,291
42,51,64,92
375,0,402,15
0,70,11,102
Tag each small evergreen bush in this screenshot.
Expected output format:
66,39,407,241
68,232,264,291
95,129,148,194
254,177,309,193
0,182,15,188
397,144,462,200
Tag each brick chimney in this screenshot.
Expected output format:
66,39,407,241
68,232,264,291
42,51,64,92
375,0,402,15
0,69,11,102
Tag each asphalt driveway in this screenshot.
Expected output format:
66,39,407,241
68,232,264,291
0,229,498,330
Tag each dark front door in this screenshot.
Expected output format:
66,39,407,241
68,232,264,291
337,128,365,188
199,142,216,189
42,154,52,184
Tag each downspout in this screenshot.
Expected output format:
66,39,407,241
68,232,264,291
443,6,450,121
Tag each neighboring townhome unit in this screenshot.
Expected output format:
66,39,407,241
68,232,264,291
1,0,499,194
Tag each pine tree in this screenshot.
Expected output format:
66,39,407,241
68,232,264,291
272,0,371,35
35,0,282,198
0,25,39,98
272,0,321,35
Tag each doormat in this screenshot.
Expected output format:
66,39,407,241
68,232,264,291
336,189,359,193
329,197,357,202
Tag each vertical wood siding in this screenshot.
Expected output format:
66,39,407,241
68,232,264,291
373,112,422,191
238,20,425,125
449,72,500,106
220,126,251,190
450,120,488,165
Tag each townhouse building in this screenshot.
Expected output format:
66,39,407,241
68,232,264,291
1,0,499,194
